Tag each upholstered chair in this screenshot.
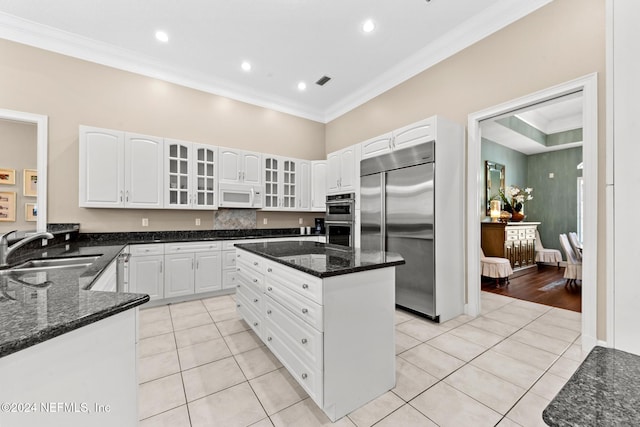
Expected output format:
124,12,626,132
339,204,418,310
534,229,562,267
480,248,513,285
559,233,582,287
568,232,583,261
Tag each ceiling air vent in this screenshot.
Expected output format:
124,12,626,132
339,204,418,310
315,76,332,86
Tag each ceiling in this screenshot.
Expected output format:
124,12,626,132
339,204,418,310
481,92,584,155
0,0,551,123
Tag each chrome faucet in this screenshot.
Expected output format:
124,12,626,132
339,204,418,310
0,230,54,267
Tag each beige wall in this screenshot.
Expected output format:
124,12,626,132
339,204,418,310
0,38,326,232
326,0,606,339
0,119,37,232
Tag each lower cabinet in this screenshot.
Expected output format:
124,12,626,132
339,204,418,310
165,242,222,298
235,247,395,422
129,244,165,300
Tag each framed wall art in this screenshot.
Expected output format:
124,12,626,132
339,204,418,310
0,168,16,185
0,191,16,222
25,202,37,222
23,169,37,197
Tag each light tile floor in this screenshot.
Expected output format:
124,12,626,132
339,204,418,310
137,292,588,427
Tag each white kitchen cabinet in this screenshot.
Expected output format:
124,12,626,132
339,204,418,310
311,160,327,211
298,160,311,210
164,253,195,298
222,240,239,289
326,144,359,196
128,244,164,301
236,248,395,422
195,251,222,293
164,139,217,209
360,117,435,160
79,126,164,209
264,155,307,210
219,147,262,186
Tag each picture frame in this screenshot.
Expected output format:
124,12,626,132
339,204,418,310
0,168,16,185
25,202,37,222
23,169,37,197
0,191,16,222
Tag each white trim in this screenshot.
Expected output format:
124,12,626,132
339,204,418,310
466,73,599,350
605,0,615,349
324,0,553,122
0,108,48,234
0,1,552,124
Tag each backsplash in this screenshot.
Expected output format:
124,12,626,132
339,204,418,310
214,209,256,230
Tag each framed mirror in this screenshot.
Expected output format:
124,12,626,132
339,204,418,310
0,109,48,234
485,160,505,215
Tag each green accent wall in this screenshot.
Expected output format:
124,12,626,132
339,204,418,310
526,147,583,253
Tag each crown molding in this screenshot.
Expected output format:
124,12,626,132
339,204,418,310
1,1,553,124
322,0,554,123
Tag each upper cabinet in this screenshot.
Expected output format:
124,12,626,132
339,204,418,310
326,144,360,196
164,139,217,209
79,126,163,208
263,155,306,211
310,161,326,212
361,117,435,160
219,148,262,186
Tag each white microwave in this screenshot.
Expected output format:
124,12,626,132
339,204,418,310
218,183,263,208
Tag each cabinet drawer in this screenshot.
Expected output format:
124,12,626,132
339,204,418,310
165,241,220,254
264,322,322,405
265,260,322,305
237,276,264,313
222,269,237,289
265,296,323,370
223,240,241,251
237,292,263,340
223,250,237,269
236,251,265,275
236,263,264,292
265,277,323,331
129,244,164,256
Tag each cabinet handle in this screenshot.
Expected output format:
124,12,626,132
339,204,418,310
302,308,308,314
267,287,273,291
267,336,272,342
237,284,241,288
196,260,199,269
267,268,272,273
267,310,272,314
236,303,241,308
302,284,309,289
301,373,308,380
126,191,129,202
159,262,163,274
237,267,241,272
253,322,258,327
253,261,258,266
253,298,258,303
253,278,258,283
120,191,123,202
301,338,308,344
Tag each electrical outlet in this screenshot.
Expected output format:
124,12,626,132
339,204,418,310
195,218,201,226
263,218,268,225
142,218,149,227
549,172,555,179
299,218,303,224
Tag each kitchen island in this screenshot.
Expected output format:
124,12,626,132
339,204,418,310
235,240,405,421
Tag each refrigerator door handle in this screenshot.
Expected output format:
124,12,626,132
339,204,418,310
380,173,387,252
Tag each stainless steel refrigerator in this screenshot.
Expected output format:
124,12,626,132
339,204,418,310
360,142,436,319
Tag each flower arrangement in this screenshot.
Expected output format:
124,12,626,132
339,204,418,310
499,185,533,213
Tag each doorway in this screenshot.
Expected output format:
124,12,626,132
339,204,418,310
466,74,598,350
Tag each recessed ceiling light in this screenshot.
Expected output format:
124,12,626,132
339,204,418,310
297,82,307,91
155,31,169,43
362,19,375,33
241,61,251,72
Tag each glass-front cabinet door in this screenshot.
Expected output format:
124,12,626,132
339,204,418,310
282,159,296,208
194,145,216,209
264,156,279,209
166,141,191,208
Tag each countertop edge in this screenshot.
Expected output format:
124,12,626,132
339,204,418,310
0,294,149,358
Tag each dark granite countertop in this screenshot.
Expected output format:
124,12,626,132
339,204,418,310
235,240,405,278
0,229,324,358
543,346,640,426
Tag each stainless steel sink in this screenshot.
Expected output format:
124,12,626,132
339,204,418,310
5,255,102,273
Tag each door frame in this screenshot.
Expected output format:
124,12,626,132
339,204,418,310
466,73,598,350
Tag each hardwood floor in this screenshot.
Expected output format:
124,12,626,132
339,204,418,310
481,264,581,312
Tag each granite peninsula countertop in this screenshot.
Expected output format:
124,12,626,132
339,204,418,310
235,240,405,278
0,228,324,358
543,346,640,426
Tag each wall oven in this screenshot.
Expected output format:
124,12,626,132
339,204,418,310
325,193,355,247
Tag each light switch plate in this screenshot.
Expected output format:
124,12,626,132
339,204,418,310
195,218,201,226
142,218,149,227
